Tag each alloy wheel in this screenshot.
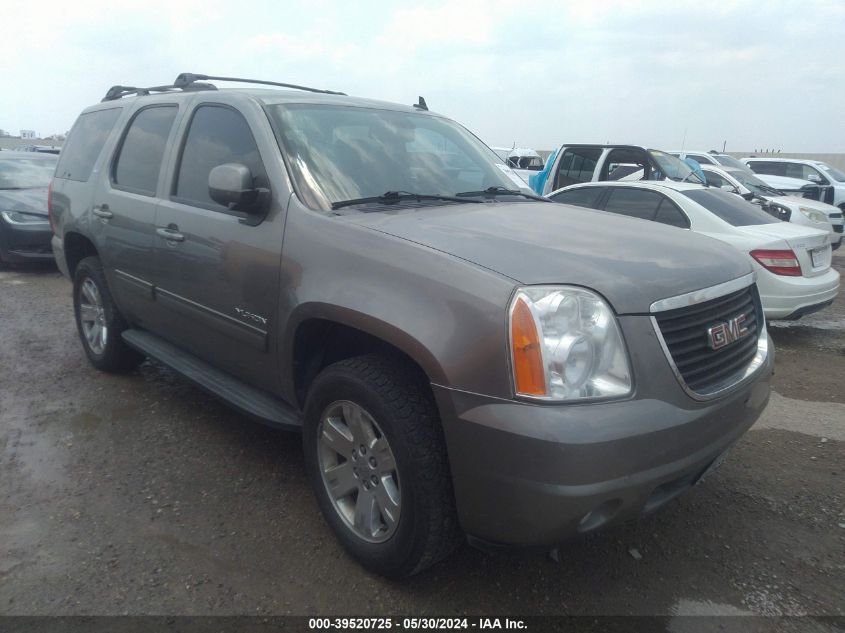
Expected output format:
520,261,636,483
317,400,401,543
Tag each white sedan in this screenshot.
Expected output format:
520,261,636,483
547,180,840,320
698,163,843,249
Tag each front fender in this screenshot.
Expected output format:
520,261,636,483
276,201,518,402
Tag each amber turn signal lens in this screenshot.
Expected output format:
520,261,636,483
511,297,546,396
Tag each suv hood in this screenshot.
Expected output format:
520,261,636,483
757,174,815,191
347,202,752,314
0,187,48,217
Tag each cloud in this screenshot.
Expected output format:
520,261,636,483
1,0,843,151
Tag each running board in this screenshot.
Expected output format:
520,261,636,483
122,329,302,431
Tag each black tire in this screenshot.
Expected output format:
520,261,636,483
303,354,461,578
73,256,143,373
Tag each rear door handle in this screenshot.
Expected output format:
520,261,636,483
92,204,113,219
156,227,185,242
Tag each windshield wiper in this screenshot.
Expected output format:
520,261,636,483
455,186,549,201
331,190,482,210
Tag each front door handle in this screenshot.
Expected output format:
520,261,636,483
92,204,113,219
156,227,185,242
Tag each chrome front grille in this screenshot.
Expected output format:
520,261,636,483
651,277,767,399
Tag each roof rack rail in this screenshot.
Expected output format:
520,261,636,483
173,73,346,96
101,82,216,102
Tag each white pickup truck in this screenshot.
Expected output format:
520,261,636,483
529,144,704,195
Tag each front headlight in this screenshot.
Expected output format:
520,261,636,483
1,210,49,225
798,207,828,224
509,286,632,401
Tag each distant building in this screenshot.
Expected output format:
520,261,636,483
20,130,36,139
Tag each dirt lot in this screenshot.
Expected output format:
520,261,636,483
1,255,843,624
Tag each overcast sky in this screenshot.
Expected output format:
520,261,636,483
3,0,843,152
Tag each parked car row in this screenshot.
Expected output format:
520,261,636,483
517,142,840,321
697,164,842,249
548,181,838,320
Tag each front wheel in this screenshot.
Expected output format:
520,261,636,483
303,354,461,578
73,256,143,372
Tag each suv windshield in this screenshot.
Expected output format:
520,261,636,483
0,156,57,189
648,150,704,184
682,188,779,226
819,164,845,182
268,104,522,210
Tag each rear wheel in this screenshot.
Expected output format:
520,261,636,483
73,256,143,372
303,354,461,577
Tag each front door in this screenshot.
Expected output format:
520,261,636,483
152,103,284,393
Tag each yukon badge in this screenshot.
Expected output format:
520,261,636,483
707,314,749,350
234,307,268,326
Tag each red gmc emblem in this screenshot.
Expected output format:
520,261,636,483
707,314,750,350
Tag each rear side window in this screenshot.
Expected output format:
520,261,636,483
746,161,784,176
549,186,604,209
555,148,601,188
603,188,663,220
56,108,121,181
113,106,178,195
173,105,267,210
653,199,690,228
682,188,778,226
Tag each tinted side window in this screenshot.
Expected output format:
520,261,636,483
174,106,267,210
549,186,605,209
747,161,784,176
555,148,601,188
785,163,828,184
56,108,122,181
703,171,729,188
603,188,663,220
113,106,178,195
654,198,690,228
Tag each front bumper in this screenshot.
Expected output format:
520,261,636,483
435,319,773,547
0,216,54,263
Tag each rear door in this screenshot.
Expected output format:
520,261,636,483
52,106,123,267
152,99,286,393
89,102,181,326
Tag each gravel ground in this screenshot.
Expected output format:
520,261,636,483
0,256,843,623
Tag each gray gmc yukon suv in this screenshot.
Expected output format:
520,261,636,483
51,74,773,577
